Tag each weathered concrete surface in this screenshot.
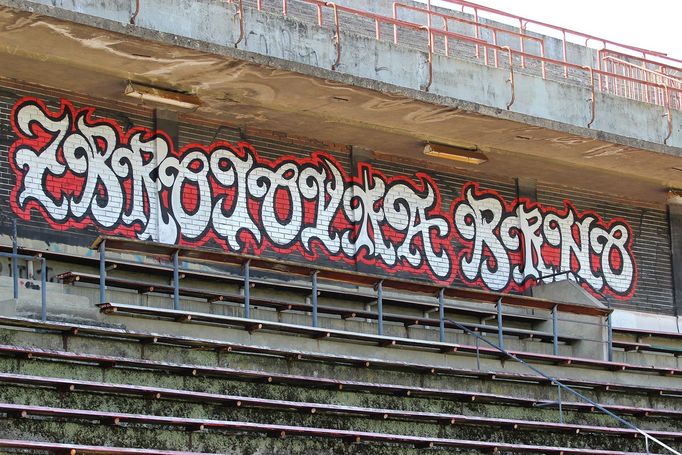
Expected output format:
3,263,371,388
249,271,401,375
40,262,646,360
0,0,680,206
0,322,675,453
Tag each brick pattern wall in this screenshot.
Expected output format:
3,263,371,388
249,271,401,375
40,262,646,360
537,183,675,314
0,82,673,313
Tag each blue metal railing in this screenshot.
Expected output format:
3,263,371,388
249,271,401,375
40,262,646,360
3,220,48,321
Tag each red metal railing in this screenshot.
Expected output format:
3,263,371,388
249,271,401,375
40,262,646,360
438,0,682,73
218,0,680,142
393,2,547,79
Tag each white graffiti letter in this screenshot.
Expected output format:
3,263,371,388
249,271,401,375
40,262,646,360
384,181,450,279
453,187,510,291
299,157,344,254
247,161,303,247
210,146,261,250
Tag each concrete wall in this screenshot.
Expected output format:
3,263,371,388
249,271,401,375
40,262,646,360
0,82,672,312
8,0,682,152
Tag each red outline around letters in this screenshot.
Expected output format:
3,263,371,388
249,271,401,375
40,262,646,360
450,182,637,300
8,98,637,298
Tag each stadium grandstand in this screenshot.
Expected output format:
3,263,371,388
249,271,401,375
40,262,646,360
0,0,681,453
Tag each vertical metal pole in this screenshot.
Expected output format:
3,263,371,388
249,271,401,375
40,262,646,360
475,335,480,370
12,219,18,300
40,259,47,322
243,259,251,319
607,311,613,362
376,280,384,336
98,240,106,304
438,289,445,343
497,298,504,351
172,250,180,310
557,384,564,424
552,305,559,356
311,271,318,328
561,30,568,78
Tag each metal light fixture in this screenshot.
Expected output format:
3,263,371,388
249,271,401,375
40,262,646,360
124,82,201,109
423,142,488,165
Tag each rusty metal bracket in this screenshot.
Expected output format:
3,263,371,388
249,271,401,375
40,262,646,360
420,25,433,92
583,65,596,128
326,2,341,70
503,46,515,110
129,0,140,25
234,0,245,48
663,84,673,145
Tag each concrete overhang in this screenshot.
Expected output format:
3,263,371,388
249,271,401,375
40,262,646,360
0,0,680,206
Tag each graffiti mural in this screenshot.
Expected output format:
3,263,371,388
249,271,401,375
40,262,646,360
452,184,636,297
8,97,637,298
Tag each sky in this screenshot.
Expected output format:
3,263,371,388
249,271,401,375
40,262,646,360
427,0,682,62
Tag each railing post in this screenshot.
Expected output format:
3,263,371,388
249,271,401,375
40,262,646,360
12,219,18,301
557,384,564,424
40,258,47,322
172,250,180,311
98,239,106,304
607,310,613,362
438,288,445,343
552,305,559,356
497,298,504,350
311,271,318,328
376,280,384,336
243,259,251,319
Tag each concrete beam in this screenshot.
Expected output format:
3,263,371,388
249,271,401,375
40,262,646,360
5,0,682,155
668,192,682,315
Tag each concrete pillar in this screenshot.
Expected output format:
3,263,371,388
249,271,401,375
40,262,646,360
349,146,374,276
154,109,179,145
516,177,537,295
154,109,179,243
516,177,537,202
350,146,374,177
668,191,682,316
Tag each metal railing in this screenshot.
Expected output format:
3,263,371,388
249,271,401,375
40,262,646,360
2,221,48,321
446,317,682,455
5,228,681,452
216,0,682,143
438,0,682,73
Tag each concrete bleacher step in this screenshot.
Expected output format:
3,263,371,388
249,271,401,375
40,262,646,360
61,270,568,344
0,440,209,455
1,315,680,402
0,374,679,440
6,239,628,364
0,317,678,454
97,302,680,376
58,269,548,325
38,247,682,366
0,343,680,423
0,405,662,454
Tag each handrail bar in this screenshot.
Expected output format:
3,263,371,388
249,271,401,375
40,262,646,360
394,2,545,46
295,0,682,102
437,0,680,64
444,317,682,455
599,49,682,78
0,250,47,322
229,0,682,119
91,235,609,317
602,56,682,86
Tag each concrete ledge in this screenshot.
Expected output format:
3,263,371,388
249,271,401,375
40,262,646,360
4,0,681,155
